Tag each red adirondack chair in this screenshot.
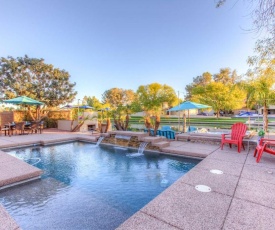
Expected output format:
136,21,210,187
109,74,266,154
221,123,247,153
254,138,275,163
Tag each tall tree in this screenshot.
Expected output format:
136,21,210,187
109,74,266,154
136,83,177,135
185,72,212,100
190,69,246,117
213,68,239,84
247,35,275,131
0,55,77,120
102,88,136,131
83,96,102,110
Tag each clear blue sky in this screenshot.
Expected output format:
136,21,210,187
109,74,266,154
1,0,256,102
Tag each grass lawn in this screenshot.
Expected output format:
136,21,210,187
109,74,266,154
128,116,275,131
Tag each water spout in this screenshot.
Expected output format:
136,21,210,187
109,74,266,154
96,137,105,146
126,142,148,158
138,142,148,154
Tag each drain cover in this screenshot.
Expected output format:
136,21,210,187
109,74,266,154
210,169,224,175
195,185,211,192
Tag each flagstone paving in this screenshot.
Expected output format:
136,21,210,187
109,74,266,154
1,130,275,229
118,135,275,230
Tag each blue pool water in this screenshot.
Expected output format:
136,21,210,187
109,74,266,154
0,142,200,229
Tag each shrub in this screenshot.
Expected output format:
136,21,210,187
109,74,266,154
43,117,58,128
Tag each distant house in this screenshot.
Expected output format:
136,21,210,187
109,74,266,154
257,105,275,115
131,109,199,117
167,109,198,117
232,108,256,115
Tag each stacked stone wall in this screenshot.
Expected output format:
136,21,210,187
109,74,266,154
100,132,160,151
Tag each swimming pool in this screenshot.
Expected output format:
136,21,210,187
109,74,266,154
0,141,200,229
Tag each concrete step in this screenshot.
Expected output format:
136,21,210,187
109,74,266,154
142,136,165,143
152,141,170,148
100,133,110,137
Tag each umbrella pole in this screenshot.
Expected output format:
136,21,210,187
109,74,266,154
77,99,80,123
178,111,180,131
183,113,186,133
188,110,190,131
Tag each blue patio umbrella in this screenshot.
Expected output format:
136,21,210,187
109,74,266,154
168,101,211,111
61,104,75,109
61,104,94,122
78,105,94,109
168,101,211,131
61,105,93,109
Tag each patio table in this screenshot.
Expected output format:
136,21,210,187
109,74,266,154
2,123,16,136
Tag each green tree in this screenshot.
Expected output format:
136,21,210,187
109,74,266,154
240,80,258,110
82,96,102,110
190,69,246,117
213,68,239,84
0,55,77,120
136,83,177,135
185,72,212,100
247,35,275,131
102,88,136,131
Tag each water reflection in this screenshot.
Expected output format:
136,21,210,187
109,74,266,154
0,178,68,216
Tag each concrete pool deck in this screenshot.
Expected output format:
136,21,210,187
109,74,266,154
0,130,275,229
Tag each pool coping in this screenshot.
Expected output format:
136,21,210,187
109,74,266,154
1,131,275,229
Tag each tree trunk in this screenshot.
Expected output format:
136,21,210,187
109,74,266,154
183,113,186,132
70,120,74,131
114,118,123,130
120,120,125,130
145,116,153,135
98,121,102,133
72,120,84,132
27,106,35,120
145,116,152,129
216,110,219,118
105,118,111,133
154,115,161,136
36,106,40,120
125,114,129,130
263,100,268,132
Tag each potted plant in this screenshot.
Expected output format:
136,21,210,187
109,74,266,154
258,129,265,143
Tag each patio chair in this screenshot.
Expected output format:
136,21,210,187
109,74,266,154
25,121,44,134
38,121,44,134
144,128,155,136
161,126,173,131
166,130,175,139
254,138,275,163
14,122,26,135
221,123,247,153
25,121,37,134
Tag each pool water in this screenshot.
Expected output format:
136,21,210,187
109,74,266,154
0,142,200,229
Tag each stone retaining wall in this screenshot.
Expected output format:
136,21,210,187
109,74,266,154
100,131,160,151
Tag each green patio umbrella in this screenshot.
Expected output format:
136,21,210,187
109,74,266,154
3,96,44,105
3,96,44,120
